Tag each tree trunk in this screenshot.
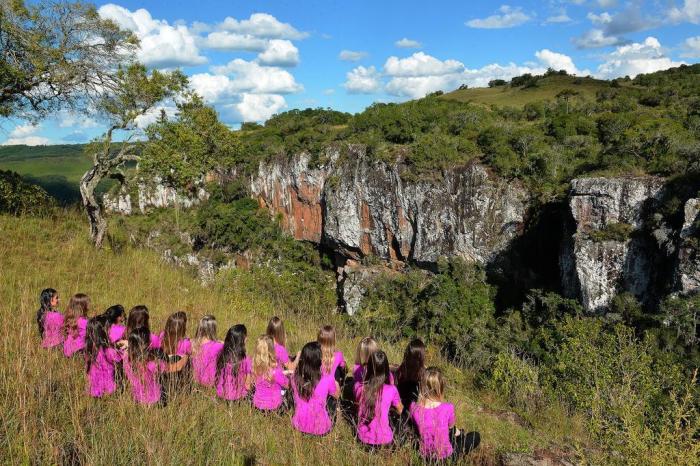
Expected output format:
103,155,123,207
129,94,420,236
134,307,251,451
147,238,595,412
80,164,108,248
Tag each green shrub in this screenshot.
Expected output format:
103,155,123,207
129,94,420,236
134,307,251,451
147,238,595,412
484,351,542,409
0,170,55,216
587,222,634,242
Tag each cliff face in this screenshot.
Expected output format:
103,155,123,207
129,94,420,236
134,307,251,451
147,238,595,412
251,146,528,266
104,182,207,215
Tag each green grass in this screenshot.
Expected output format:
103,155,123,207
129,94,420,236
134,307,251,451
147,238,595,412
0,212,592,465
0,145,115,204
442,75,615,107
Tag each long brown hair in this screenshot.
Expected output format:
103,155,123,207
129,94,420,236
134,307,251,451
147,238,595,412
397,338,426,384
162,311,187,355
359,350,391,425
63,293,90,337
125,305,150,336
193,315,217,354
317,325,336,374
266,316,286,347
294,342,322,401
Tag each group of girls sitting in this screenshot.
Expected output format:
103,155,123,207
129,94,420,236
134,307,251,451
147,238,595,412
36,288,480,462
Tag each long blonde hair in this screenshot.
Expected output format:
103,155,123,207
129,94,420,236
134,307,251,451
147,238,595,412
418,366,446,404
318,325,336,373
253,335,277,380
354,336,378,366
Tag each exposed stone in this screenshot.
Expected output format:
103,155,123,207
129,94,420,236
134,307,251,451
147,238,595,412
339,264,396,316
500,450,576,466
104,180,207,215
676,198,700,294
562,176,665,312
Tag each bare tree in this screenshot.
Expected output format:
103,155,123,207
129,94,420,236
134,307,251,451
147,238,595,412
80,64,187,248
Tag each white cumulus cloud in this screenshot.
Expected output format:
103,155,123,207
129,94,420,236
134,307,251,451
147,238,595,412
395,38,422,48
384,52,464,77
209,59,303,94
535,49,582,75
225,93,287,122
98,4,206,68
344,66,382,94
596,37,685,79
681,35,700,57
257,39,299,67
202,31,268,51
574,28,624,48
668,0,700,24
2,123,50,146
217,13,308,39
466,5,531,29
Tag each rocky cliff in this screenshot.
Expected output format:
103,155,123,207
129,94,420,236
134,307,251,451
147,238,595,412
250,146,529,313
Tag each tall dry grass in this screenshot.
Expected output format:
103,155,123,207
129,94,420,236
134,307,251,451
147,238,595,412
0,213,585,465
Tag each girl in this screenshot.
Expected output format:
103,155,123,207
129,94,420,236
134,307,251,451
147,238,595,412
123,327,166,405
215,324,252,402
252,335,289,412
102,304,126,343
191,315,224,387
318,325,346,385
396,338,426,409
409,367,480,461
266,316,293,370
353,337,394,384
291,341,340,436
37,288,63,348
160,311,192,396
354,350,403,448
63,293,90,357
84,316,121,398
123,305,160,349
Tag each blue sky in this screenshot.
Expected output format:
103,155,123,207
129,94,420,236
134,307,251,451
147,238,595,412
2,0,700,145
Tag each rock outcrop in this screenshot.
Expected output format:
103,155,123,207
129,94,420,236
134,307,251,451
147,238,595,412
676,198,700,294
561,177,665,312
251,146,529,313
104,182,207,215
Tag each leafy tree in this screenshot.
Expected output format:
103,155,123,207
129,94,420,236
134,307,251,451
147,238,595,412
0,169,55,215
80,64,187,248
140,94,239,190
556,88,579,114
0,0,137,118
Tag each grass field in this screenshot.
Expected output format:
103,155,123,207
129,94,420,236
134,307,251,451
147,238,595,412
0,212,592,465
442,75,615,107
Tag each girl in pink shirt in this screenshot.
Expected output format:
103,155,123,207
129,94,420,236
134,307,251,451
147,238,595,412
252,335,289,412
266,316,294,370
121,305,160,349
63,293,90,357
216,324,251,402
123,327,168,406
160,311,192,397
354,350,403,448
37,288,63,348
409,367,480,461
353,337,394,384
102,304,126,343
291,341,340,436
84,316,121,398
318,325,346,384
192,315,224,387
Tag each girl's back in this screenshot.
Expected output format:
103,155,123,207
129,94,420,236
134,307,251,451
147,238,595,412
216,357,251,400
124,354,165,405
88,347,122,397
63,316,88,357
253,366,288,410
354,382,401,445
409,402,455,459
41,311,64,348
108,324,126,343
192,340,224,386
291,374,337,435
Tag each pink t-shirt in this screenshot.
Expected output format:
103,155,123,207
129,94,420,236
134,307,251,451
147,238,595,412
158,333,192,356
123,355,166,405
321,351,346,377
253,366,289,410
148,332,161,349
87,347,122,398
108,324,126,343
353,364,394,384
354,383,402,445
63,317,89,357
41,311,64,348
192,340,224,387
291,374,338,436
274,343,290,366
216,356,252,401
409,402,456,459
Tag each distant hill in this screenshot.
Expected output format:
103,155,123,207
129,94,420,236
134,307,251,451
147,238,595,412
441,74,623,107
0,144,92,204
